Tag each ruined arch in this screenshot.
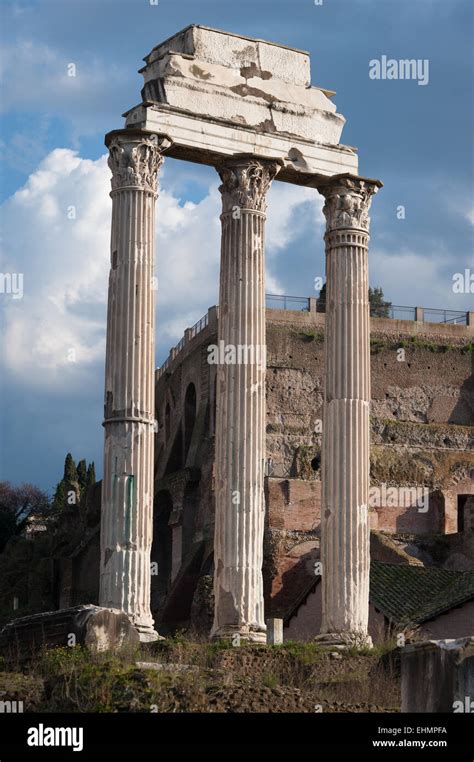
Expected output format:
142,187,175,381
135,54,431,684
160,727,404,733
182,481,199,563
151,490,173,614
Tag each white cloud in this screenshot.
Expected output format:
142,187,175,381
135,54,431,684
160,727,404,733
0,149,318,391
0,149,111,389
370,248,468,310
266,183,324,256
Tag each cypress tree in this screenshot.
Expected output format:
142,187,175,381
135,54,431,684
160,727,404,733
64,453,77,483
52,480,67,511
77,459,87,491
86,462,96,486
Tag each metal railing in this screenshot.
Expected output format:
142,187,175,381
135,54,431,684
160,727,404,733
264,295,469,325
191,313,208,337
157,309,210,380
157,356,171,377
368,305,467,324
371,304,415,320
266,294,310,311
423,308,467,325
157,295,470,379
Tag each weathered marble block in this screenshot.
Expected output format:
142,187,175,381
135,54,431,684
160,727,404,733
0,605,139,664
267,618,284,645
139,25,344,145
401,638,474,713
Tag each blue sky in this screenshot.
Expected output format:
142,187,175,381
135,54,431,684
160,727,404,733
0,0,473,493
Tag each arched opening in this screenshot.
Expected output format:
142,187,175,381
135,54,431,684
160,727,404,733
457,495,473,532
184,383,197,463
151,490,173,614
182,482,199,562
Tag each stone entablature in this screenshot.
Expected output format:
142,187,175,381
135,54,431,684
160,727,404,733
124,25,358,184
139,25,346,146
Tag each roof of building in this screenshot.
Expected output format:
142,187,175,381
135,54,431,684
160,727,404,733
370,561,474,626
284,561,474,627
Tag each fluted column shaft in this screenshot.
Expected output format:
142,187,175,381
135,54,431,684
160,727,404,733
212,157,280,642
99,130,170,641
318,174,381,644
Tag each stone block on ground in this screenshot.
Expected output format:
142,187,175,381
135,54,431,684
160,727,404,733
401,637,474,712
0,605,139,664
266,618,283,645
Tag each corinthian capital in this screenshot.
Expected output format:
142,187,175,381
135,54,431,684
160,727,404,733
217,157,281,214
106,131,171,195
318,174,382,233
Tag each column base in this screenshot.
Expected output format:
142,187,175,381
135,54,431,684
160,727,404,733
135,625,164,643
210,624,267,644
314,632,373,650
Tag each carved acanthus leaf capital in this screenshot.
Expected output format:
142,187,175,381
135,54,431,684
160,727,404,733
319,176,381,233
107,133,170,195
218,158,281,213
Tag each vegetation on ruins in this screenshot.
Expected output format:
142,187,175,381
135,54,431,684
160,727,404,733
0,638,401,713
52,452,96,512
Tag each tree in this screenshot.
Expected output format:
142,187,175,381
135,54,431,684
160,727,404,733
0,511,17,553
86,462,96,487
52,454,95,512
316,282,326,313
52,480,68,512
0,482,50,551
63,453,77,483
369,286,391,318
52,452,78,512
77,459,87,491
316,282,391,317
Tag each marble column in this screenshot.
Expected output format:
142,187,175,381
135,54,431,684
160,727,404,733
99,129,171,641
317,174,382,646
211,157,281,642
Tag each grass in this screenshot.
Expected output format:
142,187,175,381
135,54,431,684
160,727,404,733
297,330,324,343
261,671,279,688
368,335,472,355
0,637,402,713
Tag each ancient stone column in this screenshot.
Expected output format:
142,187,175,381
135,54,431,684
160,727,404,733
99,129,170,641
317,174,382,646
211,156,280,642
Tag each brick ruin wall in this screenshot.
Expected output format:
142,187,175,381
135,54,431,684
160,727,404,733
1,311,472,632
150,311,473,628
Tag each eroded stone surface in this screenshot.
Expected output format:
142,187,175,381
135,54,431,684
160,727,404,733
99,131,171,643
0,606,139,663
124,25,358,183
211,157,280,642
401,637,474,712
318,175,382,644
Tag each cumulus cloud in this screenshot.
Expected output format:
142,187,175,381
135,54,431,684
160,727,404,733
0,148,321,392
369,248,467,311
0,149,111,390
266,183,325,259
